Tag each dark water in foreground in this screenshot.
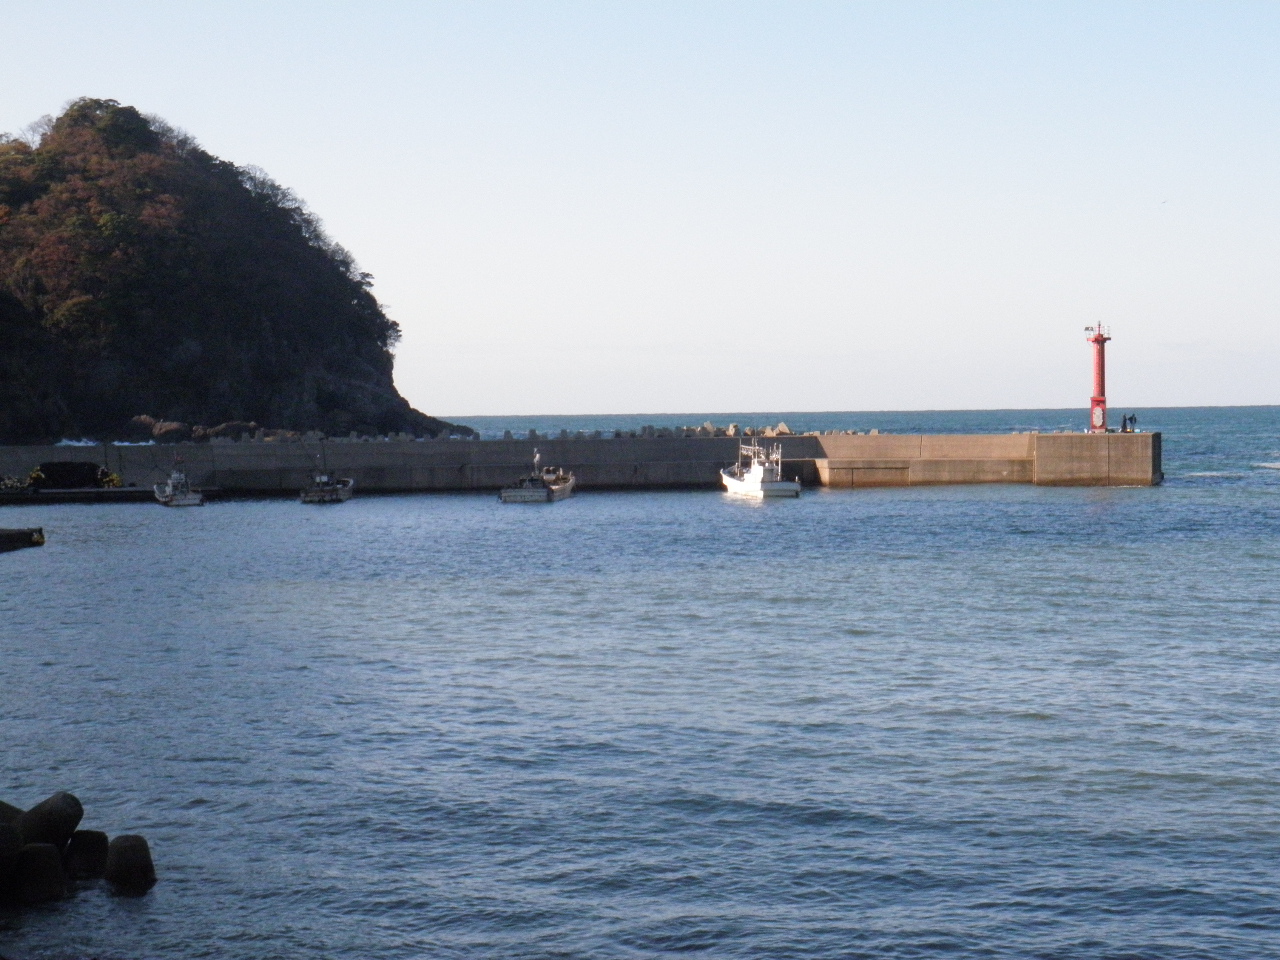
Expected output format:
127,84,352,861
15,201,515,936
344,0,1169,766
2,407,1279,959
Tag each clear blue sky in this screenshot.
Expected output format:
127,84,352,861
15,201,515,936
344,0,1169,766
4,1,1278,415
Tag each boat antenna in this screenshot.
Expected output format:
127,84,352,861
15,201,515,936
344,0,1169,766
533,448,541,471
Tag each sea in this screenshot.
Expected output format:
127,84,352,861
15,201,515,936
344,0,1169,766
2,406,1278,960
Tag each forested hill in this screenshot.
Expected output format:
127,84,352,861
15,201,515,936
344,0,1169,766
0,98,469,443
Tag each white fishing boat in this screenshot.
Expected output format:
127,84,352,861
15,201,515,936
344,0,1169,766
154,469,204,507
501,450,575,503
721,441,801,498
300,472,354,504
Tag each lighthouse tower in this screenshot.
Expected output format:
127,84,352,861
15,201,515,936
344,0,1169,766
1084,325,1110,433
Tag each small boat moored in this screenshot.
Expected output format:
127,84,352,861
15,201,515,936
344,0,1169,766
721,441,801,498
154,468,204,507
300,472,355,504
501,450,576,503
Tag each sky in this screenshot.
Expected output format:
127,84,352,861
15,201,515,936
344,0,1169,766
3,1,1279,416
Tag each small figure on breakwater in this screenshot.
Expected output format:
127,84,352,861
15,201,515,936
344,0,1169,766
1,790,156,906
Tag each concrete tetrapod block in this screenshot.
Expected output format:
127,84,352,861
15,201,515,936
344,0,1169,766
0,799,23,826
105,835,156,895
16,843,68,904
17,792,83,850
64,829,110,880
0,822,20,902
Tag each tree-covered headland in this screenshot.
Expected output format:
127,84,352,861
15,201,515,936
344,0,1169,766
0,99,469,443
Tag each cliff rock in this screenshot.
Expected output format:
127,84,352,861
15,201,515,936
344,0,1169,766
0,99,469,442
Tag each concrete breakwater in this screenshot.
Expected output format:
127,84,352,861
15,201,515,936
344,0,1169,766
0,432,1161,494
0,527,44,550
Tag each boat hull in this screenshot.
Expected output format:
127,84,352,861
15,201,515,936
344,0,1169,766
300,481,354,504
500,477,576,503
154,469,204,506
301,489,353,504
720,469,800,498
154,489,205,507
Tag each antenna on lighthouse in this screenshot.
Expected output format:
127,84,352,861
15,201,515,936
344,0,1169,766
1085,324,1111,433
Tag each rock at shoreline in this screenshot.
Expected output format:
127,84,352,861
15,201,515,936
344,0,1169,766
18,792,83,850
150,421,193,444
0,99,472,444
105,835,156,895
64,830,109,880
202,420,259,441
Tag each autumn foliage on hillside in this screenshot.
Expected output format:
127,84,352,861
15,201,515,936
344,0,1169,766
0,98,465,442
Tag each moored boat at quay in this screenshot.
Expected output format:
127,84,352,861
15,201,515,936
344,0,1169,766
300,473,354,504
721,441,801,498
154,469,204,507
501,451,575,503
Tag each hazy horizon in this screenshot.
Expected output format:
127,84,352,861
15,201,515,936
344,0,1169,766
446,401,1280,420
5,2,1278,416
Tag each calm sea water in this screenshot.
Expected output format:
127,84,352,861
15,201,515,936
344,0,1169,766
2,407,1278,959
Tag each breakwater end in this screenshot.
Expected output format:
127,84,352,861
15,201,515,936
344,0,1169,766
0,528,44,550
0,433,1161,497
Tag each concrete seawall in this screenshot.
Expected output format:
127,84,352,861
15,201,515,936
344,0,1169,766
0,432,1162,494
815,432,1162,487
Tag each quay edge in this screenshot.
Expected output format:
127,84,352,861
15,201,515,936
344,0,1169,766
0,433,1162,497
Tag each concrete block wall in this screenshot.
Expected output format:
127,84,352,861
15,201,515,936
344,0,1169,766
815,433,1035,487
1032,432,1163,486
814,432,1159,487
0,437,816,492
0,431,1161,493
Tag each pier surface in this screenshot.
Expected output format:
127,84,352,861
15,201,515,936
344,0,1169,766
0,433,1161,497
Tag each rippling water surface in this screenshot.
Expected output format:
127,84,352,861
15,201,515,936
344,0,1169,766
2,407,1279,959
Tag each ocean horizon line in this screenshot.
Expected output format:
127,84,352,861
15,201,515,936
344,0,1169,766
447,402,1280,420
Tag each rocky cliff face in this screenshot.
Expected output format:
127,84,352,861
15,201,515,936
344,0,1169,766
0,99,470,443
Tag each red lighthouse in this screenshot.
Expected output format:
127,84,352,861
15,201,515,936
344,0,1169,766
1084,325,1110,432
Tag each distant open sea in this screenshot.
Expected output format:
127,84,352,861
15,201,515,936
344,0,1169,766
2,406,1278,959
